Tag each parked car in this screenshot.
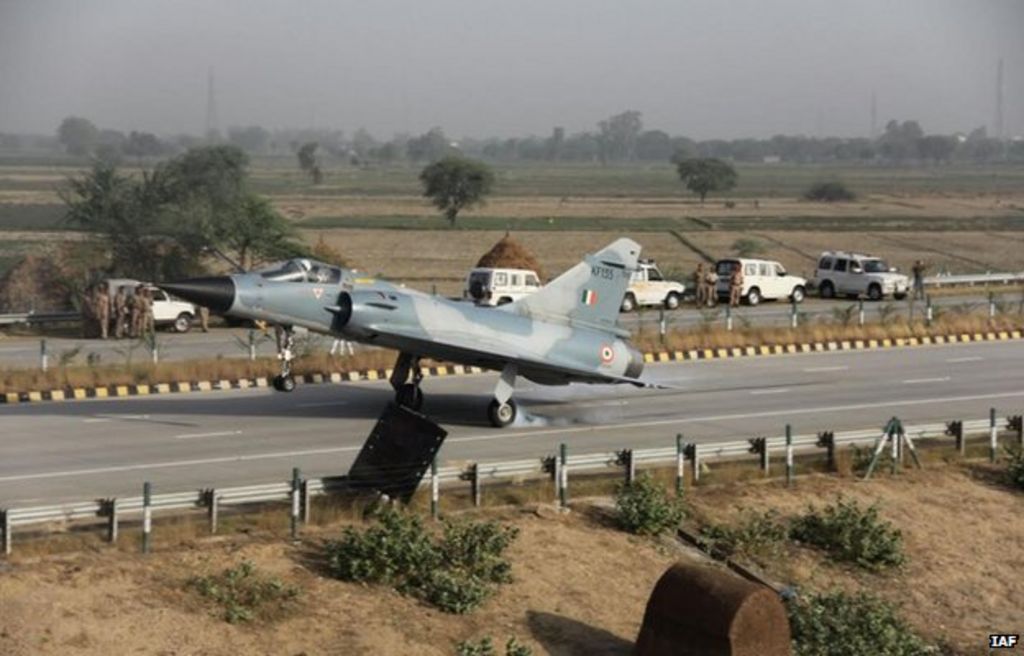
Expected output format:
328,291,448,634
105,279,197,332
714,258,807,306
464,268,542,306
812,251,909,301
621,259,686,312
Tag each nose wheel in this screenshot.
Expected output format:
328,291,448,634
391,352,425,410
488,399,518,427
396,382,424,411
272,325,296,393
273,374,296,392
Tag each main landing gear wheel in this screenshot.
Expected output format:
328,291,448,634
396,383,424,411
488,398,518,428
272,374,296,392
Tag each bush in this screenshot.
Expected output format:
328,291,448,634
788,591,936,656
614,473,686,537
789,497,904,570
731,237,765,258
456,636,533,656
698,510,787,561
804,181,856,202
187,561,300,624
1006,447,1024,490
324,507,519,614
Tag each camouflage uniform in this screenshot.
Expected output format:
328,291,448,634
139,289,156,336
129,286,144,338
113,287,129,338
729,268,744,307
95,283,110,339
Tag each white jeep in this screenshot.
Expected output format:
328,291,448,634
621,260,686,312
714,258,807,306
812,252,909,301
464,268,542,306
106,279,197,332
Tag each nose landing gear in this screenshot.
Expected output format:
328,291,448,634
272,325,296,392
391,352,424,411
487,363,518,428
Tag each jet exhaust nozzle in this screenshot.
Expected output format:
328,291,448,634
160,276,236,314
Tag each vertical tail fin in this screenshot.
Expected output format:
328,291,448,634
509,238,641,332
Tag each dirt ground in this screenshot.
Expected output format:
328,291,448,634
0,465,1020,655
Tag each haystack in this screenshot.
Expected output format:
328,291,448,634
475,233,545,280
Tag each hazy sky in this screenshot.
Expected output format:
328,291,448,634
1,0,1022,139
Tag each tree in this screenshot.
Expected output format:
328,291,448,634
419,156,495,225
674,157,738,203
636,130,673,161
124,131,166,160
407,127,451,162
57,116,100,157
227,125,271,155
732,238,766,258
916,135,955,163
597,110,643,163
296,142,321,183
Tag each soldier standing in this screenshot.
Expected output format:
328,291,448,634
198,306,210,332
81,285,97,338
95,282,111,339
129,285,144,338
694,263,706,307
140,288,156,337
729,266,744,307
112,286,128,338
704,267,719,307
912,259,928,301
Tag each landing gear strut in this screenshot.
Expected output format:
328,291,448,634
272,325,296,392
390,352,424,411
488,363,518,428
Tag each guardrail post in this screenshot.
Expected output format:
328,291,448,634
817,431,836,472
989,292,996,320
206,489,219,534
2,510,11,556
890,419,899,475
675,434,685,497
142,481,152,554
558,443,569,508
790,300,798,329
990,408,998,463
785,425,794,486
40,338,48,372
248,329,256,361
925,296,933,326
301,479,312,524
659,308,667,343
857,299,865,327
617,449,635,486
1008,415,1024,448
688,443,700,484
430,458,440,520
106,498,119,543
290,467,301,540
945,420,965,456
725,304,733,332
752,437,769,476
471,463,482,508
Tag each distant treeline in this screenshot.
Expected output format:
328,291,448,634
2,110,1022,165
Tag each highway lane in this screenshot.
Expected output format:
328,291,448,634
1,291,1017,366
1,339,1023,506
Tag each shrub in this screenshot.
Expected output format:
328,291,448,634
804,181,856,202
788,591,936,656
456,636,533,656
698,510,787,561
789,497,904,570
324,507,518,614
1006,446,1024,490
187,560,300,624
614,473,686,537
732,237,765,258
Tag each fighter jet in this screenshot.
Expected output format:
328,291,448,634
161,238,649,427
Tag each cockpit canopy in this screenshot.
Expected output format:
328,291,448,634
258,258,342,284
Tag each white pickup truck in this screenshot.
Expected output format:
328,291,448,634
621,260,686,312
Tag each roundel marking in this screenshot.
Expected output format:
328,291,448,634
600,345,615,364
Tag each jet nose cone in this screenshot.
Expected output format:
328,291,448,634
160,276,236,314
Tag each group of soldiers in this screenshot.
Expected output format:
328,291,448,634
83,282,155,340
693,263,744,308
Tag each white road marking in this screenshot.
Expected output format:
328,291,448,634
803,365,848,372
947,356,983,363
901,377,951,384
750,388,791,395
175,430,244,440
84,414,152,423
83,418,111,423
296,401,348,408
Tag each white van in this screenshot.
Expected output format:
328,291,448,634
714,258,807,306
464,268,542,306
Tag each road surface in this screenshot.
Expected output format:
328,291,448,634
1,339,1022,506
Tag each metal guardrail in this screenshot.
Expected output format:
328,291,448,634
0,311,81,326
2,414,1019,556
925,272,1024,287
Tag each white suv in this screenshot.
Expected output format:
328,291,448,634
465,268,541,306
714,258,807,306
812,252,909,301
621,260,686,312
106,279,197,332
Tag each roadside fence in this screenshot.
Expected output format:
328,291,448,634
3,409,1021,557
